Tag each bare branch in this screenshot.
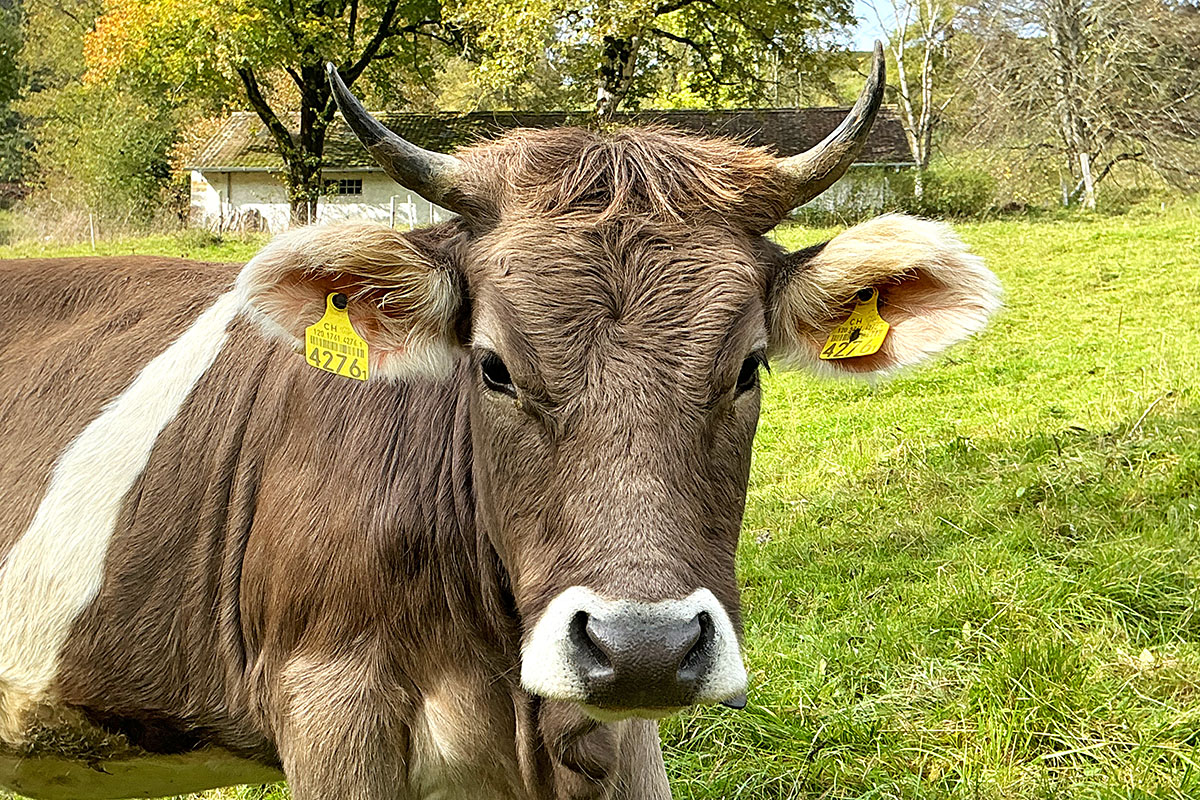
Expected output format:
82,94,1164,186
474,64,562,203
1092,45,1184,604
234,62,297,166
342,0,402,84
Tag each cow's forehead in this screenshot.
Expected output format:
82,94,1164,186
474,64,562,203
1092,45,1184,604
466,220,768,406
471,220,765,331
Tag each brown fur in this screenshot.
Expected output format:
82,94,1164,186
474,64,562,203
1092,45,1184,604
0,257,231,556
456,126,796,233
0,125,998,800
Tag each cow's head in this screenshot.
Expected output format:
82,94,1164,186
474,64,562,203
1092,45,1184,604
241,46,1001,719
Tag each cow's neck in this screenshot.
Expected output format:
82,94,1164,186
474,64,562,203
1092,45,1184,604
185,315,519,703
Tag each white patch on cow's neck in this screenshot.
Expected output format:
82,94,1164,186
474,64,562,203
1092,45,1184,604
408,674,527,799
0,288,244,741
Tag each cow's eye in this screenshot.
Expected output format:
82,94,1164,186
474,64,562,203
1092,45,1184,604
480,351,516,396
736,351,768,394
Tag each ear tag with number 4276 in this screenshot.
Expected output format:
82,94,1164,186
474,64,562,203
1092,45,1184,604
820,287,890,360
305,292,370,381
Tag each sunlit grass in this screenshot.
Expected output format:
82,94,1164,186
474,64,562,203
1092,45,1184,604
0,228,269,262
660,205,1200,799
3,203,1199,799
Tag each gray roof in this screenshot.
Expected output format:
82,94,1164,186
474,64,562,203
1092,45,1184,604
190,108,915,172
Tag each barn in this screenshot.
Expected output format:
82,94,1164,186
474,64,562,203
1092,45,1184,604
188,108,915,232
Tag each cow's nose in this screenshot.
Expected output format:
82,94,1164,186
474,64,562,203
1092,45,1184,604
569,608,714,708
521,586,747,712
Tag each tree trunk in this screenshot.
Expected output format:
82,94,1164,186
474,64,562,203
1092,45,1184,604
272,60,339,226
1046,0,1095,209
1078,151,1095,210
286,161,322,226
596,34,640,119
236,61,328,228
287,66,333,226
233,0,399,227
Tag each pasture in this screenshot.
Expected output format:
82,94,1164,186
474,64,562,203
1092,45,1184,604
2,204,1197,799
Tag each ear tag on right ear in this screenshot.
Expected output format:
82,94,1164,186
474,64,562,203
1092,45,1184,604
820,288,890,360
305,293,370,381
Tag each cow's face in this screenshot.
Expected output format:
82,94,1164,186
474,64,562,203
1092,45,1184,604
464,218,768,714
243,207,999,718
244,52,1001,718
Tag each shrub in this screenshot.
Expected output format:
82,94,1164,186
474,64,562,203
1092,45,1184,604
897,164,998,218
19,83,178,231
789,163,999,225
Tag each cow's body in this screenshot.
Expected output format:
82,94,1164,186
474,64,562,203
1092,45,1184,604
0,48,1003,800
0,256,663,799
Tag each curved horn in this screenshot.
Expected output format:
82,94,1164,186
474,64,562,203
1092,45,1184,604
326,63,466,213
778,42,886,209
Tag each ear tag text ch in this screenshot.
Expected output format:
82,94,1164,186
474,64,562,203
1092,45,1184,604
305,292,370,381
820,287,890,360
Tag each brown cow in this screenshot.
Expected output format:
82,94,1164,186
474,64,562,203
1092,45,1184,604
0,46,1000,799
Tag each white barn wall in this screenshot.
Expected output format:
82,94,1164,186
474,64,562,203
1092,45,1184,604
189,171,222,227
316,173,455,227
190,169,454,233
191,165,910,232
799,165,907,214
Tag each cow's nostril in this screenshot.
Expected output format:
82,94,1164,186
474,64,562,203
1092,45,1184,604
571,611,612,678
677,612,713,689
522,587,745,710
576,609,712,707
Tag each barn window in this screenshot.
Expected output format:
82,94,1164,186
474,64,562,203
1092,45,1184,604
329,178,363,196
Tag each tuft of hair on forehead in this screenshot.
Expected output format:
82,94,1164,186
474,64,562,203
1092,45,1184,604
457,126,794,232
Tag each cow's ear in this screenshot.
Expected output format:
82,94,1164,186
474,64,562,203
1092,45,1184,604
768,214,1001,376
239,222,463,381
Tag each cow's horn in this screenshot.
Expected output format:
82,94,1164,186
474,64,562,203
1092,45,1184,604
777,42,886,210
327,63,466,214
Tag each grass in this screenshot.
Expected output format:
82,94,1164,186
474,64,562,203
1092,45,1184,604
3,204,1199,799
0,228,270,262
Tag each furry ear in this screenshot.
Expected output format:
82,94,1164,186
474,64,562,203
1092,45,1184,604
238,222,463,381
769,214,1002,376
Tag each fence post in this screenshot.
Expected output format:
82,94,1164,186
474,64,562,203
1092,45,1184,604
390,195,396,229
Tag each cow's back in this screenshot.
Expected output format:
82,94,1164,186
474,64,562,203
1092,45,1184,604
0,257,235,558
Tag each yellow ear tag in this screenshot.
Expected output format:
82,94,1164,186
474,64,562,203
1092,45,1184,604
304,293,370,381
820,288,890,360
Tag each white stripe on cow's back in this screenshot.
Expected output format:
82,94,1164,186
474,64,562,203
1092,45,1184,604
0,288,245,741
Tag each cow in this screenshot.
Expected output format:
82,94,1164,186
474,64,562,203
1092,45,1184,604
0,45,1000,800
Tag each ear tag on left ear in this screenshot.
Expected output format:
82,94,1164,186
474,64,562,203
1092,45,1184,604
820,288,890,360
305,293,370,381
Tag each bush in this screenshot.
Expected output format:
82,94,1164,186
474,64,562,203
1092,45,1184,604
789,163,1000,226
0,207,14,245
174,227,224,251
19,83,179,231
897,164,998,218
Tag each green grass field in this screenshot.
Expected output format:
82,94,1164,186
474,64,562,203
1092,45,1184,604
2,204,1198,799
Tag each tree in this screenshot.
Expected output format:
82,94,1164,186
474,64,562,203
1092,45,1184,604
29,82,176,223
0,0,28,184
86,0,457,223
17,0,105,101
867,0,985,194
451,0,856,117
14,0,180,232
964,0,1200,208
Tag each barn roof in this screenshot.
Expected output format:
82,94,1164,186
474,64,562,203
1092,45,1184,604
189,108,915,172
